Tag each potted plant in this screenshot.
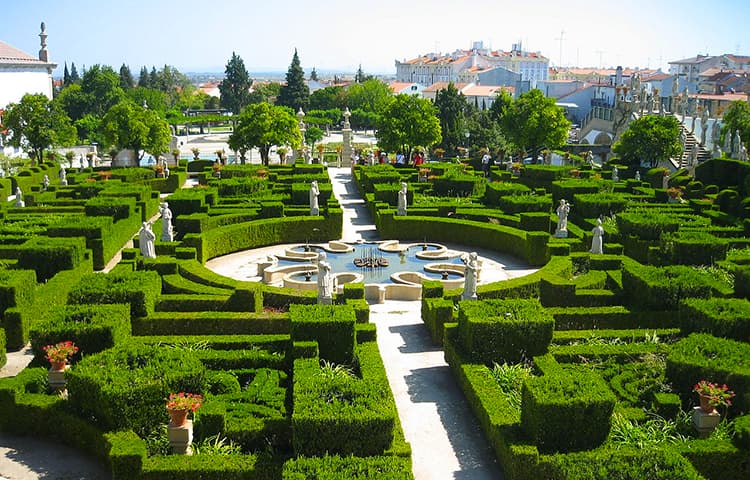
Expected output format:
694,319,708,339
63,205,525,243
43,340,79,371
693,380,735,413
166,392,203,427
277,147,288,164
191,147,200,161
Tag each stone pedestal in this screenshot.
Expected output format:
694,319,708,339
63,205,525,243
554,229,568,238
377,286,386,304
692,406,721,437
167,419,194,455
341,108,353,167
48,366,68,392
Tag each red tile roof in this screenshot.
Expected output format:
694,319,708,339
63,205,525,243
422,82,470,93
0,40,45,65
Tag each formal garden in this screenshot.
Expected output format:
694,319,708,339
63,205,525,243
0,151,750,479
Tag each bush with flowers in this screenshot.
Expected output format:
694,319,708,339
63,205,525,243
166,392,203,412
693,380,735,409
42,340,79,366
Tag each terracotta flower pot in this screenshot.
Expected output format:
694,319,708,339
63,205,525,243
168,408,189,427
699,394,716,414
50,360,66,372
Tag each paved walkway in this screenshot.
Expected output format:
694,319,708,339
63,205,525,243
328,167,504,479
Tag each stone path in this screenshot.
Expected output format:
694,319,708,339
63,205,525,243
328,167,504,479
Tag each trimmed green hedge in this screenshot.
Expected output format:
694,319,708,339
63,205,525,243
282,455,413,479
66,344,206,431
679,297,750,341
67,270,161,317
290,304,355,365
521,371,616,453
457,298,554,364
17,236,88,282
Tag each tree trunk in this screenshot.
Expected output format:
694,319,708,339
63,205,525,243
261,146,270,166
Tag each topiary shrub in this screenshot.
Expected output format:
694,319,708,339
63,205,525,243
521,371,616,453
679,297,750,341
17,236,88,282
66,344,206,432
67,270,161,317
457,298,554,364
290,304,356,366
29,304,131,363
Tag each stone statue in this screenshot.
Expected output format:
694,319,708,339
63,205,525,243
14,187,24,208
139,222,156,259
611,166,619,182
635,170,641,182
724,127,732,155
42,174,50,190
741,145,749,162
733,130,743,158
590,218,604,255
309,181,320,216
461,252,479,300
671,77,679,110
700,107,710,146
59,166,67,185
690,145,699,166
663,172,670,190
159,202,174,242
317,255,334,305
555,199,570,238
397,182,408,216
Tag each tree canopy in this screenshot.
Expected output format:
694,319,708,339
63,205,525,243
1,93,77,162
101,101,171,160
277,49,310,113
721,101,750,154
376,94,441,158
228,103,302,166
613,114,682,168
434,82,468,154
498,89,570,161
219,52,252,114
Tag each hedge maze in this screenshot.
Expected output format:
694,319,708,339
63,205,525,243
1,157,750,478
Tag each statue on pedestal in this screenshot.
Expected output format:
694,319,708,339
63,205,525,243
397,182,408,216
160,202,174,242
611,166,619,182
555,199,570,238
14,187,24,208
461,252,479,300
590,218,604,255
139,222,156,259
309,181,320,216
700,107,710,146
317,253,334,305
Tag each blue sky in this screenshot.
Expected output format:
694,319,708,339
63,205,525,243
3,0,749,75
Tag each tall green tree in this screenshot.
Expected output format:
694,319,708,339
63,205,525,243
346,79,391,113
218,52,252,114
376,94,441,160
119,64,135,90
277,49,310,112
101,101,171,161
355,64,366,83
63,62,71,86
2,93,77,162
70,62,80,83
138,66,150,88
228,103,302,166
79,64,125,118
434,82,469,154
721,101,750,153
309,86,346,111
499,89,570,162
613,115,682,168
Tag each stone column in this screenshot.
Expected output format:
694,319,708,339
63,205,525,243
294,108,306,162
341,108,354,167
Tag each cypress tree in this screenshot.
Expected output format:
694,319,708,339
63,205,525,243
70,62,80,82
310,67,318,81
119,63,134,90
63,62,71,86
138,66,149,87
218,52,252,114
277,49,310,112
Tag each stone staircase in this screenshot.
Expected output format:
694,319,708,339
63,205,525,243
676,121,711,169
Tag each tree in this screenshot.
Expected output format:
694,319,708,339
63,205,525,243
149,67,159,90
721,101,750,153
499,89,570,162
613,115,682,168
376,94,442,160
79,64,125,118
101,101,171,161
310,67,318,81
138,66,149,88
218,52,252,114
305,125,324,149
119,64,135,90
277,49,310,113
309,86,346,111
228,103,302,166
2,93,76,163
355,64,366,83
346,79,391,114
434,82,469,154
63,62,71,86
70,62,80,83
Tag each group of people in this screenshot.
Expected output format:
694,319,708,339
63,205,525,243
352,150,424,167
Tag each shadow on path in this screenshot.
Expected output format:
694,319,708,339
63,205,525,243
0,433,110,480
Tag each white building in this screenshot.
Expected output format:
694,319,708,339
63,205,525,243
0,23,56,109
395,41,548,86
